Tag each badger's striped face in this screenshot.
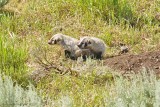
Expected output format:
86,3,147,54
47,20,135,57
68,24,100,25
48,34,63,45
78,38,92,49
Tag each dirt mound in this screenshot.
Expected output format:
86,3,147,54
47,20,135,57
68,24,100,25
104,51,160,74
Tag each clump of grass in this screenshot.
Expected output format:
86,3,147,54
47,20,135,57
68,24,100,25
0,33,28,86
0,74,42,107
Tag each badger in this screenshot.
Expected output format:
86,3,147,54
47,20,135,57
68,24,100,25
48,33,92,60
77,36,106,59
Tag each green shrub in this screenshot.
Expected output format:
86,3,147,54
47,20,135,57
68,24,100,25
0,74,42,107
107,69,160,107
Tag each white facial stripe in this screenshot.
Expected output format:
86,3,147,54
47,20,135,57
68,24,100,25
79,37,83,42
78,42,81,46
79,37,86,43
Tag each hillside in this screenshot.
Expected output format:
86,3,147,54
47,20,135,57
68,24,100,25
0,0,160,106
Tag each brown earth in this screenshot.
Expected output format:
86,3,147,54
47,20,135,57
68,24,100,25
104,51,160,74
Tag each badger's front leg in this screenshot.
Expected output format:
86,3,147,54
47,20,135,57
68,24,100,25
64,50,71,58
94,52,102,60
64,50,77,60
90,51,102,60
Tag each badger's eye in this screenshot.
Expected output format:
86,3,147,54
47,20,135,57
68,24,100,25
57,39,61,42
88,41,91,44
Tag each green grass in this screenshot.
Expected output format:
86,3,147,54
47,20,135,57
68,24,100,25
0,0,160,106
0,33,28,86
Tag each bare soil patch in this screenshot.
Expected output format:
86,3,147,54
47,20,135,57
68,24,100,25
104,51,160,74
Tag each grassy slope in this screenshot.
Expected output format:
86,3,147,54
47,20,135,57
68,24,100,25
0,0,160,106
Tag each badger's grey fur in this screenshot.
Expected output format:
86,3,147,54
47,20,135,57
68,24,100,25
75,49,94,61
77,36,106,59
48,33,92,60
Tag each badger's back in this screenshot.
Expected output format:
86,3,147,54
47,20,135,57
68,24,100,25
61,34,80,58
90,37,106,54
62,35,79,46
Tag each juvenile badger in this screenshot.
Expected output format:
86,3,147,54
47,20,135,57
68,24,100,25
77,36,106,59
48,33,91,60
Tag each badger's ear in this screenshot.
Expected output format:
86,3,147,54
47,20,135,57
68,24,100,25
56,38,60,41
87,40,91,44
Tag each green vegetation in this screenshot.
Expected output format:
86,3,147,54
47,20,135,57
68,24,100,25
0,33,28,86
0,0,9,8
107,69,160,107
0,0,159,106
35,67,160,107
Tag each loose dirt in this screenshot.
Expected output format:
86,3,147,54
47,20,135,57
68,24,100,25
104,51,160,74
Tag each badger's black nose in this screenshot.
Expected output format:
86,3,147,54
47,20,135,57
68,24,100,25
77,44,81,48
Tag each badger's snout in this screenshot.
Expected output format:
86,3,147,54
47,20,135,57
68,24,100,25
48,40,52,45
48,40,57,45
78,42,87,48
